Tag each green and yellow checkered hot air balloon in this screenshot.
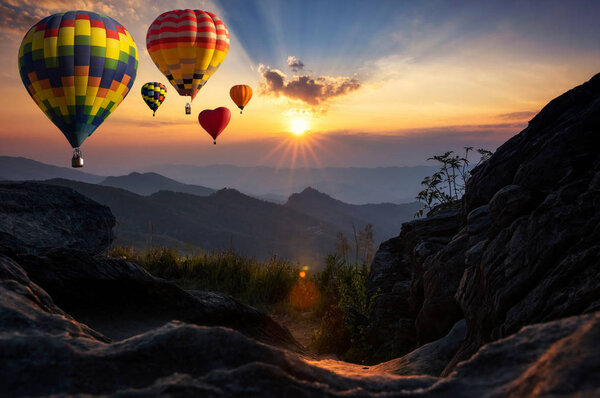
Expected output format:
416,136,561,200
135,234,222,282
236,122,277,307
141,82,167,117
18,10,138,167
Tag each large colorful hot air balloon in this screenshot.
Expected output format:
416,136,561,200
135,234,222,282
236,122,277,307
146,9,230,115
229,85,252,114
141,82,167,116
18,11,138,167
198,107,231,144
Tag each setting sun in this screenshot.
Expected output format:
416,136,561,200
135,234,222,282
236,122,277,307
290,117,309,135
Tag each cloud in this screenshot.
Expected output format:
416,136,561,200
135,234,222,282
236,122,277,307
496,110,538,121
259,64,361,106
287,56,305,72
0,0,142,36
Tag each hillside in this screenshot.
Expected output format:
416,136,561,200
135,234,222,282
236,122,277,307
285,187,421,241
43,179,339,265
0,156,104,183
100,172,215,196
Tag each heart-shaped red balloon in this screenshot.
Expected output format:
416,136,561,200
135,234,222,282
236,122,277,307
198,107,231,144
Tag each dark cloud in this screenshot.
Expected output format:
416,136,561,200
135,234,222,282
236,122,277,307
0,1,40,35
497,110,538,121
287,56,305,72
259,65,361,106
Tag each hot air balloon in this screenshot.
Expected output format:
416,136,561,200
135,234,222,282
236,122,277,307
198,107,231,144
18,11,138,167
141,82,167,116
146,9,230,115
230,85,253,114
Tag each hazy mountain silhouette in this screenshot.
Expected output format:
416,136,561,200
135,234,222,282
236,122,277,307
0,156,433,205
100,172,215,196
145,164,435,204
43,178,340,265
0,156,103,183
285,187,421,241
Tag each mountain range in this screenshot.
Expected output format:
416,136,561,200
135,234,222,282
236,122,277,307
0,156,434,204
143,163,435,204
0,156,423,265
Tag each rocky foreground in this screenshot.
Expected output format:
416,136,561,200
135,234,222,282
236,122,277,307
1,74,600,397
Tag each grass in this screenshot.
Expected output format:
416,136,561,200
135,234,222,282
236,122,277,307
106,246,376,363
107,246,301,308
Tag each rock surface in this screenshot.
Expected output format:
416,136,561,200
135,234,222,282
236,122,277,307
366,208,460,361
366,73,600,375
0,182,114,255
1,254,598,397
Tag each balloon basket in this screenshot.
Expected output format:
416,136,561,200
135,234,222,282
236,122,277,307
71,148,84,168
185,103,191,115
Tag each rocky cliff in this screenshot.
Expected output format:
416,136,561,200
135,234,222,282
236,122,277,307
366,73,600,376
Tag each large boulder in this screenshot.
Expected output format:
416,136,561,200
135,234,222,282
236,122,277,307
9,247,306,354
0,182,114,255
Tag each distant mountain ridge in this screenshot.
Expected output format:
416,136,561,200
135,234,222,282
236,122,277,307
0,156,432,205
144,164,435,204
0,156,104,183
285,187,421,241
100,172,215,196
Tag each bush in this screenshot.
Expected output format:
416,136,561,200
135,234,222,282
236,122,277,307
416,147,492,217
311,254,377,362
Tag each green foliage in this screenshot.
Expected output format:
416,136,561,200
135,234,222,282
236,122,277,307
415,147,492,217
106,246,300,307
311,254,377,363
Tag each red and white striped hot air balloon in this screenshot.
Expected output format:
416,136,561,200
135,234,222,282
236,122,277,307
146,9,230,114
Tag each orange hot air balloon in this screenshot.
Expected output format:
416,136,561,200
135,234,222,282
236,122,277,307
229,85,253,114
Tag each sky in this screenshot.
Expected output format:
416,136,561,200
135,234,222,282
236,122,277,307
0,0,599,174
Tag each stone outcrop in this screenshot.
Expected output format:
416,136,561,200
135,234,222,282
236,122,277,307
0,182,114,255
366,73,600,375
448,71,600,373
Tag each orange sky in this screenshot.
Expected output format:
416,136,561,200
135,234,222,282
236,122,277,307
1,1,599,173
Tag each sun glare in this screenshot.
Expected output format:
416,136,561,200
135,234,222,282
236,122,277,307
290,117,309,135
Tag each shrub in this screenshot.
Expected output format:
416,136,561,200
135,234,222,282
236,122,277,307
415,147,492,217
311,254,377,362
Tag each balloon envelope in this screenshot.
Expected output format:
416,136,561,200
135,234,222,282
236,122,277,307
18,11,138,148
141,82,167,115
230,85,252,113
146,9,229,101
198,107,231,143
